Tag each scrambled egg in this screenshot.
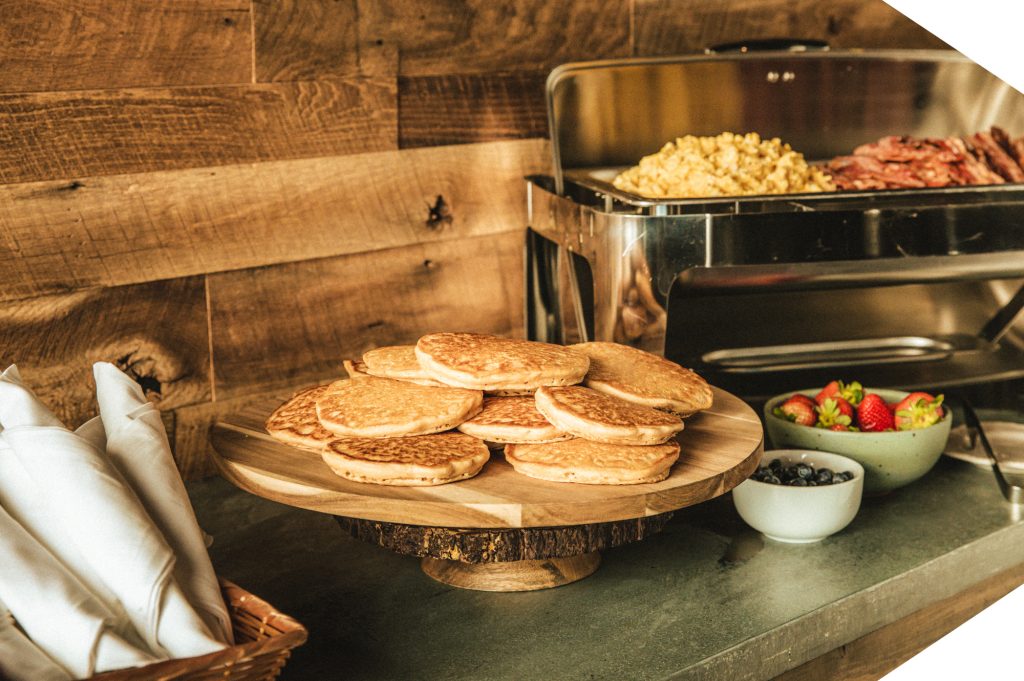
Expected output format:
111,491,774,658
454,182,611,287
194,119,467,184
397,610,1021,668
612,132,835,199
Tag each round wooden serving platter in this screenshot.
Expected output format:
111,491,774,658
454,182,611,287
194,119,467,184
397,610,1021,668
210,385,762,591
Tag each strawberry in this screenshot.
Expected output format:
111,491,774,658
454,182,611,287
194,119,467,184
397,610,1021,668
773,395,817,427
829,423,851,432
857,393,895,432
894,392,944,431
815,381,841,405
815,380,864,406
816,397,853,429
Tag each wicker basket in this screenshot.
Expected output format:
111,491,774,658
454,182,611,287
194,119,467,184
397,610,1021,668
89,579,307,681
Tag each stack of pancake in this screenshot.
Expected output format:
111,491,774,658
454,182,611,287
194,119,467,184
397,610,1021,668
265,333,713,487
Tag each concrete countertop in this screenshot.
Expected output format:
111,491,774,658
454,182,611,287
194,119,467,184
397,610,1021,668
188,455,1024,680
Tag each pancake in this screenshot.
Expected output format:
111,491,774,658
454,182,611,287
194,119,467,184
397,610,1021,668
265,385,336,449
322,432,490,486
315,375,483,438
457,396,570,444
570,342,713,416
504,438,680,485
416,332,589,391
362,345,447,387
534,386,683,445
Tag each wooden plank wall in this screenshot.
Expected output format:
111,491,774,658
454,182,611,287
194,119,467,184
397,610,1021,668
0,0,944,478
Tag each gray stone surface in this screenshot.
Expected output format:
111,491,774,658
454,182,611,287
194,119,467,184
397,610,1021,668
188,456,1024,681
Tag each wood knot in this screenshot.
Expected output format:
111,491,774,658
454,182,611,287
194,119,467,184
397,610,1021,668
116,350,164,398
425,195,452,230
58,180,84,192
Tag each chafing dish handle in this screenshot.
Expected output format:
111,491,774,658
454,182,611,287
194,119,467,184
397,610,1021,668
705,39,830,54
676,252,1024,292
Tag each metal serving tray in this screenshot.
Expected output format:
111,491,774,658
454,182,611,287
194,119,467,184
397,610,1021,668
563,168,1024,216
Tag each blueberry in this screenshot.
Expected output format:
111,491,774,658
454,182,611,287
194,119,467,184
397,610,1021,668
807,480,818,486
795,464,814,480
765,475,781,485
787,478,809,486
815,468,833,484
769,458,783,471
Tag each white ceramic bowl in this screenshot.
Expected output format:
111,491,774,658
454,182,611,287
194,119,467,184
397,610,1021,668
732,449,865,544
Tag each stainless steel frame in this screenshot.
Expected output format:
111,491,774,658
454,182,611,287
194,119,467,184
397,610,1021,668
526,50,1024,398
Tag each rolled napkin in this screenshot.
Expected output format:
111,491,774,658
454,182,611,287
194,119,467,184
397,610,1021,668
0,365,224,660
94,362,233,644
0,599,72,681
0,502,156,677
0,400,132,642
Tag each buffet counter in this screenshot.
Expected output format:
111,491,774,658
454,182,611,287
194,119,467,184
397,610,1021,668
188,456,1024,680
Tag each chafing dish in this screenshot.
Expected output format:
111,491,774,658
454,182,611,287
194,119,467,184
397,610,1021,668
526,49,1024,399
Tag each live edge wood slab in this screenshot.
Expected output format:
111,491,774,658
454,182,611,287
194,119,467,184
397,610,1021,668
210,385,762,591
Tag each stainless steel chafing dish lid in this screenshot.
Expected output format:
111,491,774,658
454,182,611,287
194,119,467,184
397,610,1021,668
545,49,1024,207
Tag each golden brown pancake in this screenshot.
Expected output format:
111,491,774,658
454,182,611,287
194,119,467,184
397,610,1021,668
315,376,482,438
415,332,589,390
534,386,683,445
362,345,447,387
504,439,680,485
570,342,713,416
265,385,336,449
457,396,570,444
322,432,490,486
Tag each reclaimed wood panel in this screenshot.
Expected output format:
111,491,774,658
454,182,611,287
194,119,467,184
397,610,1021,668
0,139,549,302
0,0,252,93
0,277,210,428
774,561,1024,681
634,0,948,56
358,0,631,76
253,0,359,82
398,71,548,148
207,231,526,400
169,389,294,480
0,78,396,185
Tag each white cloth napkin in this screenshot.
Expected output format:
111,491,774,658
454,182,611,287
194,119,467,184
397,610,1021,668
93,362,233,645
0,598,72,681
0,501,156,678
0,404,133,643
0,365,224,661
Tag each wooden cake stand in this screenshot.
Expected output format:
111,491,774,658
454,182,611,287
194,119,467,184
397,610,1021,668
210,386,763,592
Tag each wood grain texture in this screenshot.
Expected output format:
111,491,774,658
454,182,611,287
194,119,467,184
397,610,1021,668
421,552,601,591
336,513,674,561
633,0,949,56
0,0,252,93
253,0,359,82
208,386,763,527
0,277,210,428
0,139,548,302
0,78,396,185
398,71,548,148
774,561,1024,681
168,390,292,481
358,0,631,76
207,231,527,400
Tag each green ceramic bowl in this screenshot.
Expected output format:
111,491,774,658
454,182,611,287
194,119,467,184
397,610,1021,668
763,388,952,495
